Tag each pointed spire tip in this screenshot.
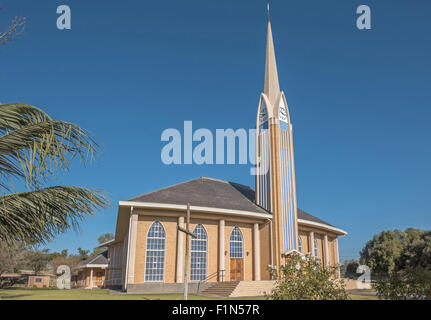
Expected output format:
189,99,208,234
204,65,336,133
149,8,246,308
267,3,270,21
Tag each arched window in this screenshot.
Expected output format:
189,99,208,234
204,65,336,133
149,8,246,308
229,227,243,258
145,221,165,282
298,236,303,253
313,238,319,258
190,224,207,281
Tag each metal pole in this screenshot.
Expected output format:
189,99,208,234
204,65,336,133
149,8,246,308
183,203,190,300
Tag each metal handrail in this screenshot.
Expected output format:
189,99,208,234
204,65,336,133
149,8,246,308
197,270,225,293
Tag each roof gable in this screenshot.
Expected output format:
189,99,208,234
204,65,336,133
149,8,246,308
79,250,108,267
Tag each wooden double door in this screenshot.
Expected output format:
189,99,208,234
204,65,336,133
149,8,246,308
230,258,244,281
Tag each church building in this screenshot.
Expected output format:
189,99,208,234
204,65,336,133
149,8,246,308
104,17,347,295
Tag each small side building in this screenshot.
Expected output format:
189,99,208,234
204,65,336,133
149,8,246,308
76,251,108,289
27,275,52,288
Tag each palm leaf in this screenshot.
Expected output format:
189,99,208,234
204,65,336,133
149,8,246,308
0,186,109,244
0,103,101,189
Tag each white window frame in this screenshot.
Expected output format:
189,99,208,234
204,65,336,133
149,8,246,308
190,224,208,282
229,226,244,259
144,221,166,282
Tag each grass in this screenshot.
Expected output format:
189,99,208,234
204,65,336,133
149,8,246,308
349,294,379,300
0,288,378,300
0,288,265,300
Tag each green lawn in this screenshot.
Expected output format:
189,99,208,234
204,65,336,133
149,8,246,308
0,288,265,300
0,288,378,300
349,294,379,300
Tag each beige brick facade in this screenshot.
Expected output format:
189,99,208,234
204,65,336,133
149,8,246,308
130,211,262,284
109,208,343,287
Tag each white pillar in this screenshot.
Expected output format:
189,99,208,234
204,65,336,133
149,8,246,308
334,238,341,278
90,269,94,288
309,231,315,257
324,234,330,266
253,223,261,281
176,216,184,283
334,238,340,264
127,213,138,285
219,220,225,281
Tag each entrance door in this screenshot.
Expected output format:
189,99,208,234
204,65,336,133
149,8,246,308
230,258,244,281
229,227,244,281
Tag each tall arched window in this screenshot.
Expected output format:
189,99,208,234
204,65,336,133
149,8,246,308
145,221,165,282
298,236,303,253
190,224,207,281
313,238,319,258
229,227,243,258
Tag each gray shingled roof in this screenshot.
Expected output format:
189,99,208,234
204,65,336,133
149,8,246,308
79,250,108,267
128,177,334,227
297,209,334,227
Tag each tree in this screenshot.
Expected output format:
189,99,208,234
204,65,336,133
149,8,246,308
50,254,81,276
0,13,26,46
0,103,109,244
269,253,348,300
342,259,360,279
360,228,431,276
0,241,26,288
91,232,114,256
97,233,114,245
396,228,431,271
0,241,25,275
360,229,405,275
374,267,431,300
23,249,50,275
77,247,90,261
371,229,431,299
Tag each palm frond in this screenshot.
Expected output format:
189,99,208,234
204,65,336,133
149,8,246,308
0,186,110,244
0,103,101,188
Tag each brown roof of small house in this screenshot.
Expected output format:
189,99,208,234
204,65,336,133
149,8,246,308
128,177,336,228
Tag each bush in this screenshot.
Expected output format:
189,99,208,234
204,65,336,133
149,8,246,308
269,253,348,300
373,267,431,300
343,260,360,279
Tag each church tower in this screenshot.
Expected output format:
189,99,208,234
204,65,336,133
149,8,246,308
255,16,299,273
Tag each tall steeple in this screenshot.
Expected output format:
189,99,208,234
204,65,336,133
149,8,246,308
256,12,299,278
264,18,280,106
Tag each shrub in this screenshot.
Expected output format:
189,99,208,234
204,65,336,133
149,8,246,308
269,253,348,300
373,267,431,300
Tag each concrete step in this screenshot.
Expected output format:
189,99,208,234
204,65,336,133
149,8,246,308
200,281,240,298
230,280,276,297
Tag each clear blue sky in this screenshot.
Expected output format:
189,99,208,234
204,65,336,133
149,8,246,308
1,0,430,261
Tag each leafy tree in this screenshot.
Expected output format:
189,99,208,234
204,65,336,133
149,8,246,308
50,254,82,276
97,233,114,245
396,228,431,271
360,228,431,277
23,249,50,275
0,103,109,244
0,241,26,288
342,259,360,279
269,253,348,300
77,247,90,261
374,267,431,300
91,232,114,256
371,230,431,299
360,230,405,275
0,241,25,275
